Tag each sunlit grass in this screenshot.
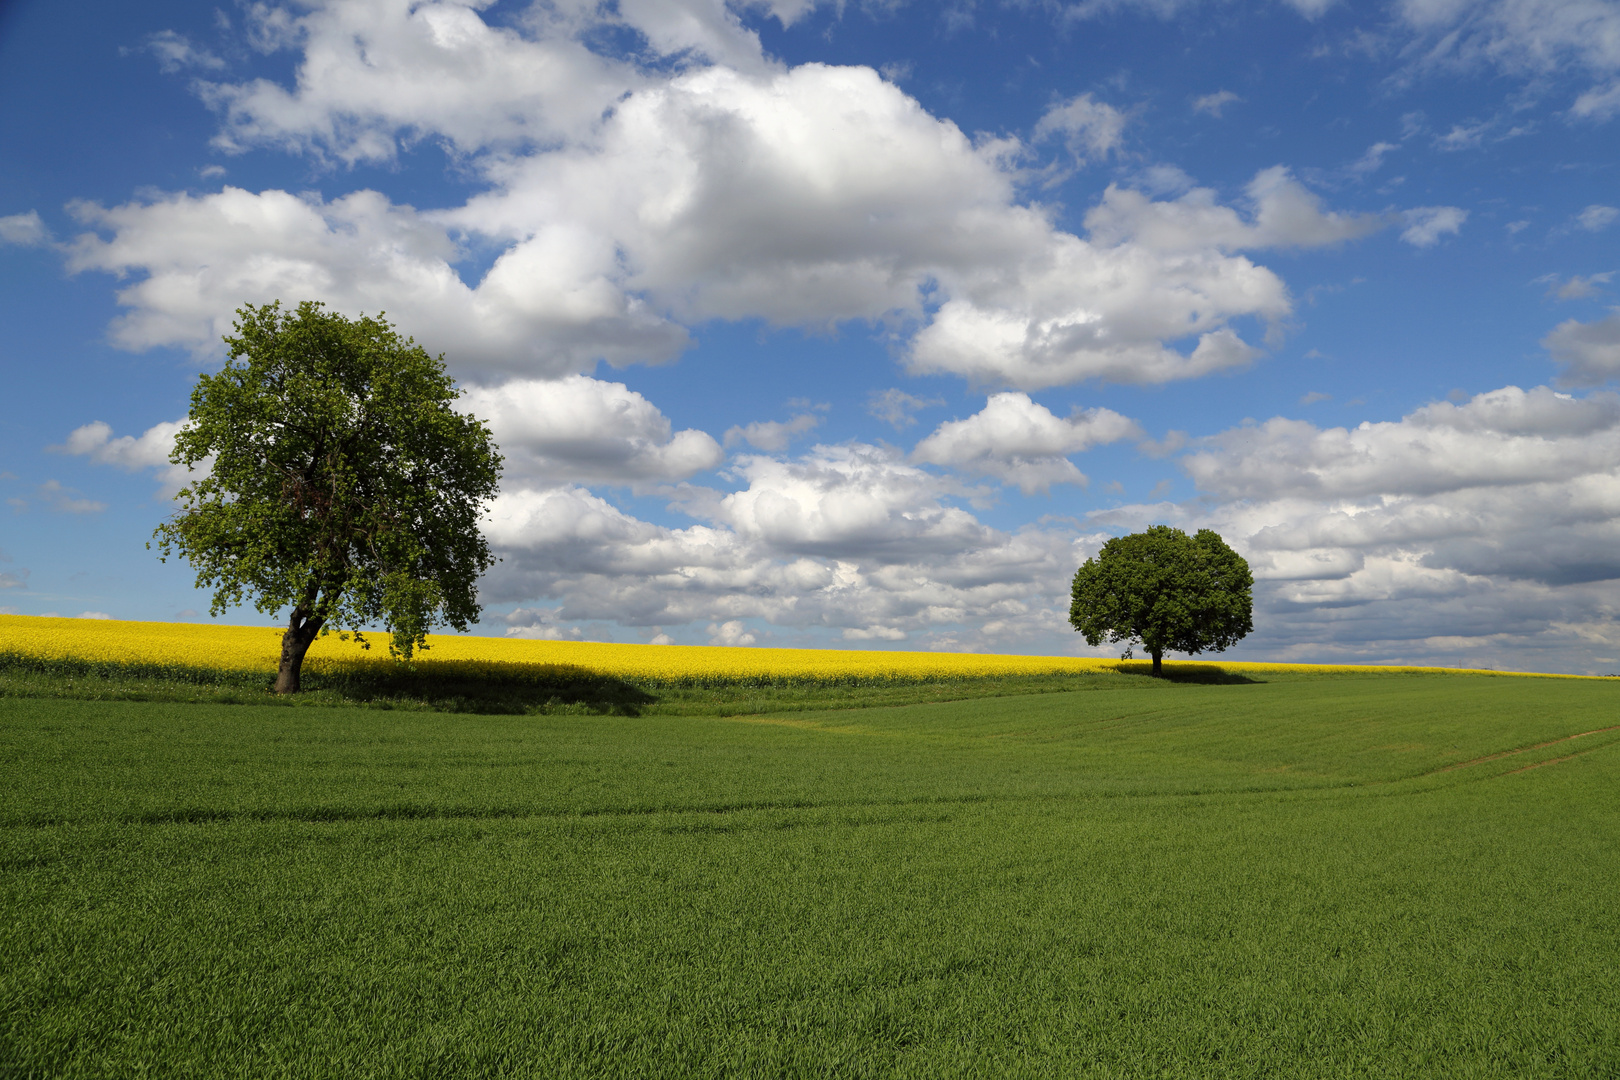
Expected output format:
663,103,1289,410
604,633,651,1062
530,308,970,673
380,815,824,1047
3,675,1618,1076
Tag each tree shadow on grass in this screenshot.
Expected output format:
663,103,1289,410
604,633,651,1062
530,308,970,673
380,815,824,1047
1115,661,1265,685
296,665,658,715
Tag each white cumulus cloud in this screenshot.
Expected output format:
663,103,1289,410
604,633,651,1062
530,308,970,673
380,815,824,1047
56,2,1405,393
1577,204,1619,232
463,375,723,486
0,211,49,247
1085,385,1620,670
1400,206,1468,247
1033,93,1127,161
56,418,194,498
1084,166,1390,251
911,392,1141,493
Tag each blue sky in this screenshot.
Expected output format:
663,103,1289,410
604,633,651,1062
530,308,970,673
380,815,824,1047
3,0,1619,672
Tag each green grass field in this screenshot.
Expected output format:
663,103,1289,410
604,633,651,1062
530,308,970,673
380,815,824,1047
3,672,1619,1077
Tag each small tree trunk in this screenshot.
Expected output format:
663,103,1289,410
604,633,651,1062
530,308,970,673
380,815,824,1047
275,612,323,694
1151,647,1163,677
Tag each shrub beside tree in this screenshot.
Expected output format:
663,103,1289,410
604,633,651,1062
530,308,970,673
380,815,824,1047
1069,525,1253,676
153,301,504,693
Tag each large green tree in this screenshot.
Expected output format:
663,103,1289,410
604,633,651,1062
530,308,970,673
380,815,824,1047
1069,525,1253,676
153,301,504,693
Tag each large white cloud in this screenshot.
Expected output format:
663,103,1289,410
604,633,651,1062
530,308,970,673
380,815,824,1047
64,187,690,375
1181,385,1620,499
704,444,995,561
63,374,722,495
911,392,1141,493
198,0,794,164
46,0,1413,391
1090,385,1620,671
481,443,1099,648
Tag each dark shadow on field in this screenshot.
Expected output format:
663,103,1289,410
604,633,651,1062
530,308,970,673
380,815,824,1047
0,652,657,714
1115,661,1264,685
304,664,657,715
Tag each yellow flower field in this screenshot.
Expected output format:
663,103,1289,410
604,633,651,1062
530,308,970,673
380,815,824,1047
0,614,1120,685
0,614,1604,685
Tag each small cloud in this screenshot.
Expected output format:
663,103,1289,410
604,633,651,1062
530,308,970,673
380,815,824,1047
1434,121,1487,151
1539,272,1613,300
199,165,227,180
879,60,913,83
75,611,114,620
140,30,225,73
1103,480,1124,494
1034,93,1127,162
504,625,585,641
500,606,584,640
868,388,944,429
173,608,199,618
1148,479,1174,498
1347,141,1398,177
0,570,28,589
649,632,675,645
1137,430,1188,459
707,620,757,646
1281,0,1338,17
1401,206,1468,247
1577,205,1619,232
724,413,821,451
0,211,49,247
1571,81,1620,122
35,480,105,515
1133,164,1196,196
1543,308,1620,386
1191,90,1241,118
844,625,907,641
1506,220,1531,235
1299,391,1332,405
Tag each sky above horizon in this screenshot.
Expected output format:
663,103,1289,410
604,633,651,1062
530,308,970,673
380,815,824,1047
2,0,1619,673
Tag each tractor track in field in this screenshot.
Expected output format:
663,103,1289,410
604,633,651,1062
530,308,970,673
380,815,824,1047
1434,724,1620,776
1501,741,1619,775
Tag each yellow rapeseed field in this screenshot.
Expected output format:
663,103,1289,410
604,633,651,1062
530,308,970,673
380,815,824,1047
0,614,1601,685
0,614,1120,685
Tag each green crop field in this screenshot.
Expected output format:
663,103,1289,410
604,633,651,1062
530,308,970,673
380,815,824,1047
3,672,1619,1077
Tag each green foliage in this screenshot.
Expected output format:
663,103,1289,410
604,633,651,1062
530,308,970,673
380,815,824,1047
3,679,1619,1075
152,302,502,677
1070,525,1254,672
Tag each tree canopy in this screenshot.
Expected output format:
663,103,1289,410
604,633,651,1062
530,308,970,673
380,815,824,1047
1069,526,1253,676
153,301,504,693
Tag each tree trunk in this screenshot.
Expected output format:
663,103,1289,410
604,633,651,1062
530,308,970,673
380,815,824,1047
1151,647,1163,677
275,612,323,694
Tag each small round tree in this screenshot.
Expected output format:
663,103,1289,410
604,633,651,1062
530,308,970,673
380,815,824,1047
1069,525,1253,676
153,301,504,693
